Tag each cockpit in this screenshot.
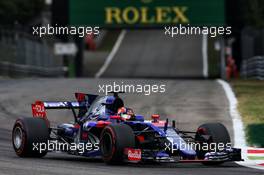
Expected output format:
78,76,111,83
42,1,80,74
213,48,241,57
85,96,124,120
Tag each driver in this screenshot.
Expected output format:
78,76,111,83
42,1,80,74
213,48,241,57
117,107,135,120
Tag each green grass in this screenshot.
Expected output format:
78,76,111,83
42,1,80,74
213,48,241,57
248,156,264,160
231,80,264,147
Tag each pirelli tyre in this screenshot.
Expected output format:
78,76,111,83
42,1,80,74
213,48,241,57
12,118,49,157
100,124,135,164
195,123,231,165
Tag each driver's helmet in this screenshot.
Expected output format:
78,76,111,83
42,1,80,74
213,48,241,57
117,107,135,120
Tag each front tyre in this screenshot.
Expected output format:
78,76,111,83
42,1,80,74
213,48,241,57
100,124,135,164
12,118,49,157
195,123,231,165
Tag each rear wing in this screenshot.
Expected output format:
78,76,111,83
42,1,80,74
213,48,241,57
31,93,98,120
31,101,86,118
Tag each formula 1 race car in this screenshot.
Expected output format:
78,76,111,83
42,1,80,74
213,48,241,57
12,92,243,165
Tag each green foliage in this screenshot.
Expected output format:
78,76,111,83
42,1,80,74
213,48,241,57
231,80,264,147
0,0,45,26
246,124,264,147
241,0,264,27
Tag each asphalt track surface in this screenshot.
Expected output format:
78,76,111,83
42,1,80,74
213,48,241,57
102,30,204,78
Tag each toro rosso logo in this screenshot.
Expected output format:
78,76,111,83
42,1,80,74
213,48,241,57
32,101,46,118
126,148,141,161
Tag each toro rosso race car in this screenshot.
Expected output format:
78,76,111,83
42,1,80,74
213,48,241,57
12,92,243,165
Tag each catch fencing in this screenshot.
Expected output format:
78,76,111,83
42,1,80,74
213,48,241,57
0,27,64,77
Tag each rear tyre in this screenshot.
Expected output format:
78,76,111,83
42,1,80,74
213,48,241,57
195,123,231,165
100,124,135,164
12,118,49,157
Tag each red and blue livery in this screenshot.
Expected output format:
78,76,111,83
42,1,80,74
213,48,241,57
12,92,243,165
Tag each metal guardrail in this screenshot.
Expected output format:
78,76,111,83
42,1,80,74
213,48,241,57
0,27,64,77
241,56,264,80
0,61,64,77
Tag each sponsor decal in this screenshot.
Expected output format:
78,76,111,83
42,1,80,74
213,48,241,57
127,148,141,161
32,101,46,118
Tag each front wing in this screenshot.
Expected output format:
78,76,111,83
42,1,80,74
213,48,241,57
123,148,243,163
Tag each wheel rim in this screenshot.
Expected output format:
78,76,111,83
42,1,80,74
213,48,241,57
101,132,113,156
13,127,23,149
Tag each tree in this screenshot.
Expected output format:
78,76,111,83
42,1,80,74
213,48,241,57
244,0,264,27
0,0,45,26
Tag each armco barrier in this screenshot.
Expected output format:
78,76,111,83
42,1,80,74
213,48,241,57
0,61,64,77
241,56,264,80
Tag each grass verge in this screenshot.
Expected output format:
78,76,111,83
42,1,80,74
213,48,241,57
231,80,264,147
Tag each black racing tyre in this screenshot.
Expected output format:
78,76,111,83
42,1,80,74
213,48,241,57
12,118,49,157
100,124,135,164
195,123,231,165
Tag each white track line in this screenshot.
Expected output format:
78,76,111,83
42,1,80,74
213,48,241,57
217,79,264,170
217,79,246,148
202,34,208,78
95,30,126,78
